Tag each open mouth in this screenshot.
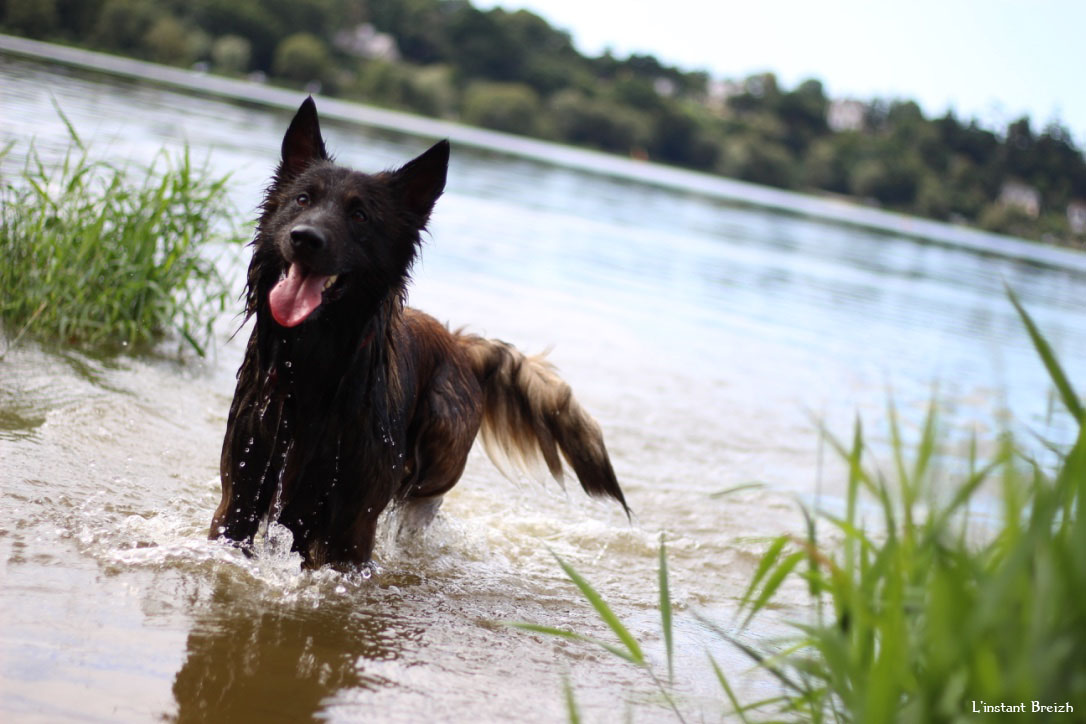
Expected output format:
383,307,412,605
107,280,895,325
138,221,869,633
268,262,342,328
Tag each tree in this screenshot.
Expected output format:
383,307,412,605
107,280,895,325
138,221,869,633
460,82,542,136
273,32,330,85
211,34,252,74
4,0,59,36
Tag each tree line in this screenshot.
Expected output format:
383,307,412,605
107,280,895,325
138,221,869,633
4,0,1085,246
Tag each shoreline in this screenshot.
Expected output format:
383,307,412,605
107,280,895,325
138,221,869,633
2,32,1085,274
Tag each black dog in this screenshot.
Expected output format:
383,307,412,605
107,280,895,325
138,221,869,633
210,98,628,568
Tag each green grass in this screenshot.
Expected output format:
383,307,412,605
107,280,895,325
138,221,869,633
0,111,243,357
513,289,1086,722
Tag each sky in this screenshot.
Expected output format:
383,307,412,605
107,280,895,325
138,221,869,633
474,0,1086,145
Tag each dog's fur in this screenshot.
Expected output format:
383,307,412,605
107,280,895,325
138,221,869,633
210,98,628,567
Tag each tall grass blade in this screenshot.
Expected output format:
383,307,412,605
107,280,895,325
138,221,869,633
1006,284,1083,421
709,481,766,498
739,535,788,612
552,553,645,665
741,550,805,628
658,534,674,684
562,675,581,724
707,654,752,724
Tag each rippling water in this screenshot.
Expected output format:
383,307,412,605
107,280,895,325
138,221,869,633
2,54,1085,722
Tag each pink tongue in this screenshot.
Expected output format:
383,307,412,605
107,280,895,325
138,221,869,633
268,263,330,327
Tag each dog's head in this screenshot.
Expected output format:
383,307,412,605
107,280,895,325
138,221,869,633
252,97,449,328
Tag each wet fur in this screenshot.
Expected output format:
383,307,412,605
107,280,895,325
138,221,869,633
211,98,628,568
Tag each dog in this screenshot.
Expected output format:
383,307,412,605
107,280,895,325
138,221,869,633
210,97,628,568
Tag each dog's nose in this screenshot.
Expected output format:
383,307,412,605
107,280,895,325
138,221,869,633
289,224,327,252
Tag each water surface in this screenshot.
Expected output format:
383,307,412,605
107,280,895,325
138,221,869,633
2,55,1085,722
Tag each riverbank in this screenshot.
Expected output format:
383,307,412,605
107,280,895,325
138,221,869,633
3,32,1085,275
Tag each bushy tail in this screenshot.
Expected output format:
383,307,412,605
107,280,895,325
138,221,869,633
459,334,629,516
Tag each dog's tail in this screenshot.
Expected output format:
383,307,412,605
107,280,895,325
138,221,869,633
458,335,629,516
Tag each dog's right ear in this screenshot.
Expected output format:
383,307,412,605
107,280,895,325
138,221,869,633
278,97,328,180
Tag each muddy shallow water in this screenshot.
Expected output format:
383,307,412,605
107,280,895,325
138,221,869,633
2,55,1086,722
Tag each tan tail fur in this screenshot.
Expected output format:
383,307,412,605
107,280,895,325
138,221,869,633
458,334,629,516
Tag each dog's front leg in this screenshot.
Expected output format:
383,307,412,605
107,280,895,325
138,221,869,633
210,394,287,547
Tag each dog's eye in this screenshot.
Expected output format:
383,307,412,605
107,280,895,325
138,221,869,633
350,208,367,223
296,193,309,206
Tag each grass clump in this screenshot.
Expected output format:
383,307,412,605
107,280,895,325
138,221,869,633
515,288,1086,722
0,115,244,357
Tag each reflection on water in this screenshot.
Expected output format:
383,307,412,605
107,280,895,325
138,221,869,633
173,588,411,723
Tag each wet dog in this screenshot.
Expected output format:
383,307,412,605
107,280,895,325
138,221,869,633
210,98,628,567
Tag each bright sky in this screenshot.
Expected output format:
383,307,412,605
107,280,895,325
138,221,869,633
475,0,1086,146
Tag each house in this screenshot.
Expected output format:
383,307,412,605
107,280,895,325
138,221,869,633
827,99,865,132
999,180,1041,218
1068,200,1086,235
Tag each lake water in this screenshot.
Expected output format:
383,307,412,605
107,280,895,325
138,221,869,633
2,53,1085,722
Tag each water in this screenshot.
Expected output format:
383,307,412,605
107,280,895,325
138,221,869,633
2,54,1086,722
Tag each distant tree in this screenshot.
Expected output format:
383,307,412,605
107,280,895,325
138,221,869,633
4,0,58,36
549,89,650,153
192,0,290,71
719,134,795,188
728,72,781,115
460,82,543,136
777,78,829,153
93,0,159,53
444,6,526,82
273,32,330,85
144,16,203,66
211,34,252,74
848,152,923,207
54,0,105,39
364,0,448,64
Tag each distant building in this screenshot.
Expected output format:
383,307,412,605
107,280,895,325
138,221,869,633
999,180,1041,218
1068,200,1086,234
705,78,741,113
333,24,400,62
827,99,865,132
653,77,677,98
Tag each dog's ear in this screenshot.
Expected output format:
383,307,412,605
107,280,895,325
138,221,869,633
391,140,449,223
279,96,328,179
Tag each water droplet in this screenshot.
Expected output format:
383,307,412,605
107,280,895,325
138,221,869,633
361,567,372,580
248,437,254,445
239,461,246,468
285,361,292,368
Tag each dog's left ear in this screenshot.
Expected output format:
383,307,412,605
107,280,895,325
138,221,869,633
279,96,329,180
392,140,449,223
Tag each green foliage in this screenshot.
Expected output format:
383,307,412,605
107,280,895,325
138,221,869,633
3,0,58,36
461,82,543,137
144,16,207,66
273,32,330,85
0,120,243,356
512,290,1086,722
548,89,650,154
6,0,1086,244
728,291,1086,722
210,34,252,75
93,0,159,54
348,61,456,118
